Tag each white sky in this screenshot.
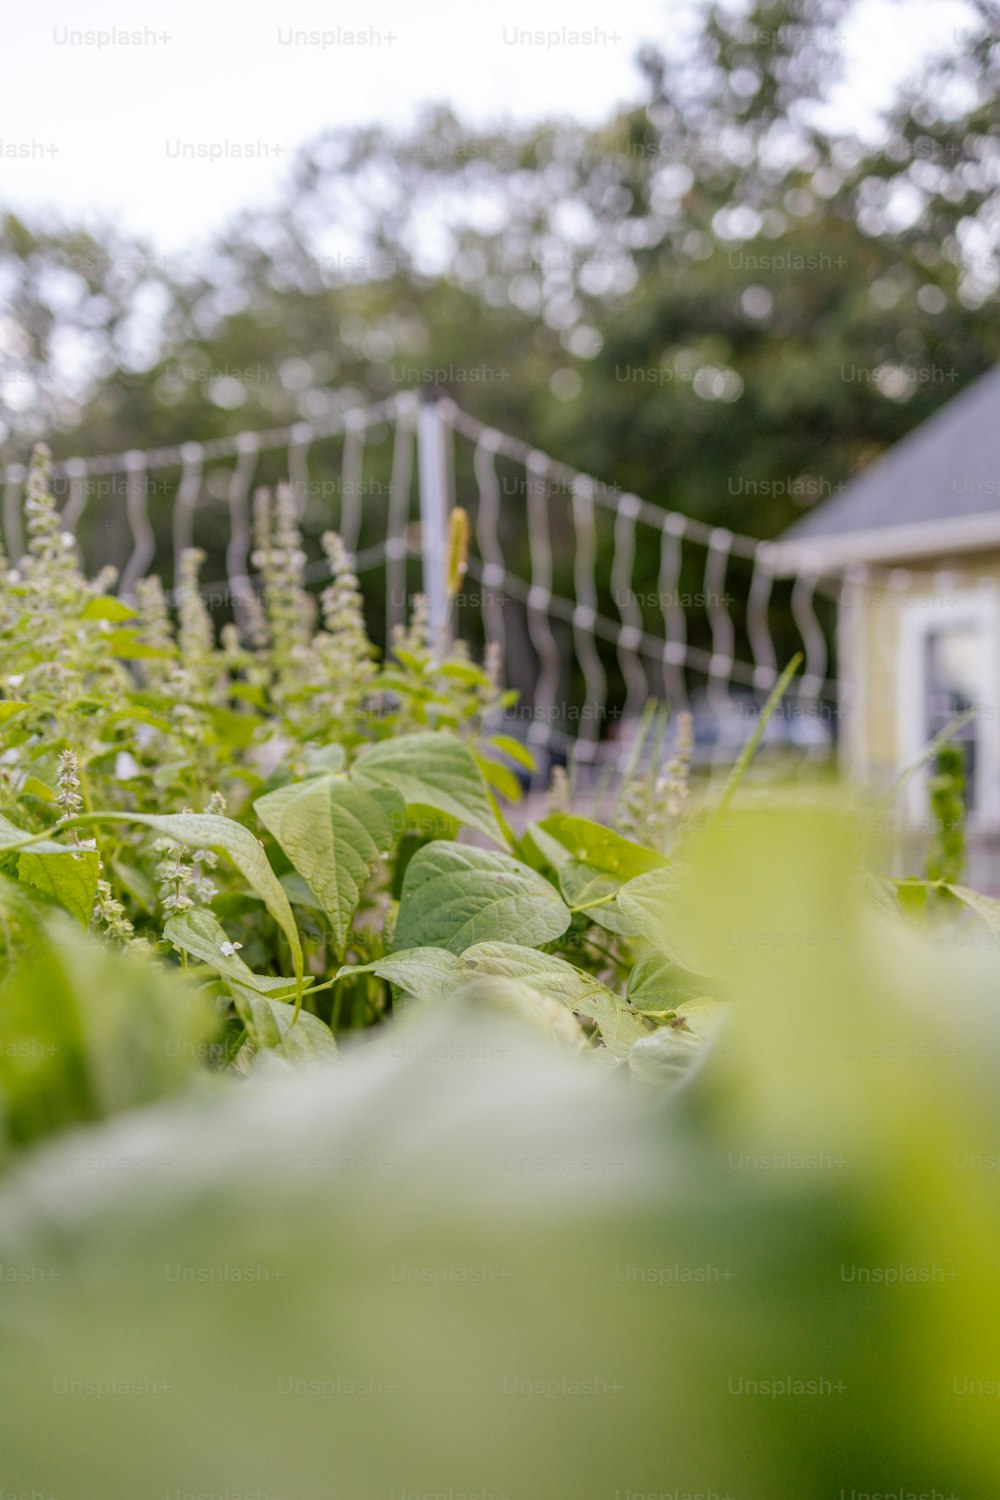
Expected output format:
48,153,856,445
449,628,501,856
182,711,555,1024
0,0,978,255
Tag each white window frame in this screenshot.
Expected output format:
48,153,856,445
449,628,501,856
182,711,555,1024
897,586,1000,831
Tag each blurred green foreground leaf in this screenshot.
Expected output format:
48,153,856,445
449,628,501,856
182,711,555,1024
1,798,1000,1497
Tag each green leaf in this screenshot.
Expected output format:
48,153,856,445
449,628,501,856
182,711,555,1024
523,820,575,870
452,975,588,1052
456,941,647,1056
0,918,215,1148
103,629,173,660
163,909,310,1000
228,681,268,709
0,701,29,721
80,596,139,622
0,871,50,972
573,987,649,1057
389,649,425,674
337,948,462,1002
942,883,1000,934
232,993,337,1064
475,753,523,804
457,941,611,1006
18,848,99,928
19,775,55,802
556,861,635,933
439,660,493,686
523,824,648,935
255,777,405,955
893,878,932,921
302,744,346,776
203,705,259,750
616,868,708,971
110,859,155,914
91,812,303,1000
0,812,69,855
393,842,571,955
627,1004,724,1083
352,731,506,846
107,703,178,736
535,813,667,880
855,872,904,922
627,950,715,1012
487,733,537,773
280,871,327,913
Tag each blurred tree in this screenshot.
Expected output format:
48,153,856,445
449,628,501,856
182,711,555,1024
1,0,996,559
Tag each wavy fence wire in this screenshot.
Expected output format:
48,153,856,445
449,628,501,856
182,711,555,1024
2,389,842,782
3,395,423,642
441,400,839,778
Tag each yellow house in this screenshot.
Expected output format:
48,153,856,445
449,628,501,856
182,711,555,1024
773,365,1000,838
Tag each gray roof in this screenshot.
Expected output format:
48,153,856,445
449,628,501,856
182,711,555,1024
782,363,1000,547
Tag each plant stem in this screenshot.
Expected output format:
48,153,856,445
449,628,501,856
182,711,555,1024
568,891,619,914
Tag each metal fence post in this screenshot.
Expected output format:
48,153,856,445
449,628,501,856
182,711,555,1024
417,390,452,659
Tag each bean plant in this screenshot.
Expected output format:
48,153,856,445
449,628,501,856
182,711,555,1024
0,447,993,1153
0,448,718,1105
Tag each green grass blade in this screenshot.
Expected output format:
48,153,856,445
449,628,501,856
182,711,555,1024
710,654,803,823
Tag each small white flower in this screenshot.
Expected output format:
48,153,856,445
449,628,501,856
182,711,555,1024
7,674,23,687
219,940,243,957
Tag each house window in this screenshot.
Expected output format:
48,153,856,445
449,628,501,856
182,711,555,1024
924,625,983,809
899,589,1000,827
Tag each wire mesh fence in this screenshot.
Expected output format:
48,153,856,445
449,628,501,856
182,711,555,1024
442,399,839,780
3,388,843,784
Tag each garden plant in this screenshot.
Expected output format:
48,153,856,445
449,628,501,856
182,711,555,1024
2,448,1000,1495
